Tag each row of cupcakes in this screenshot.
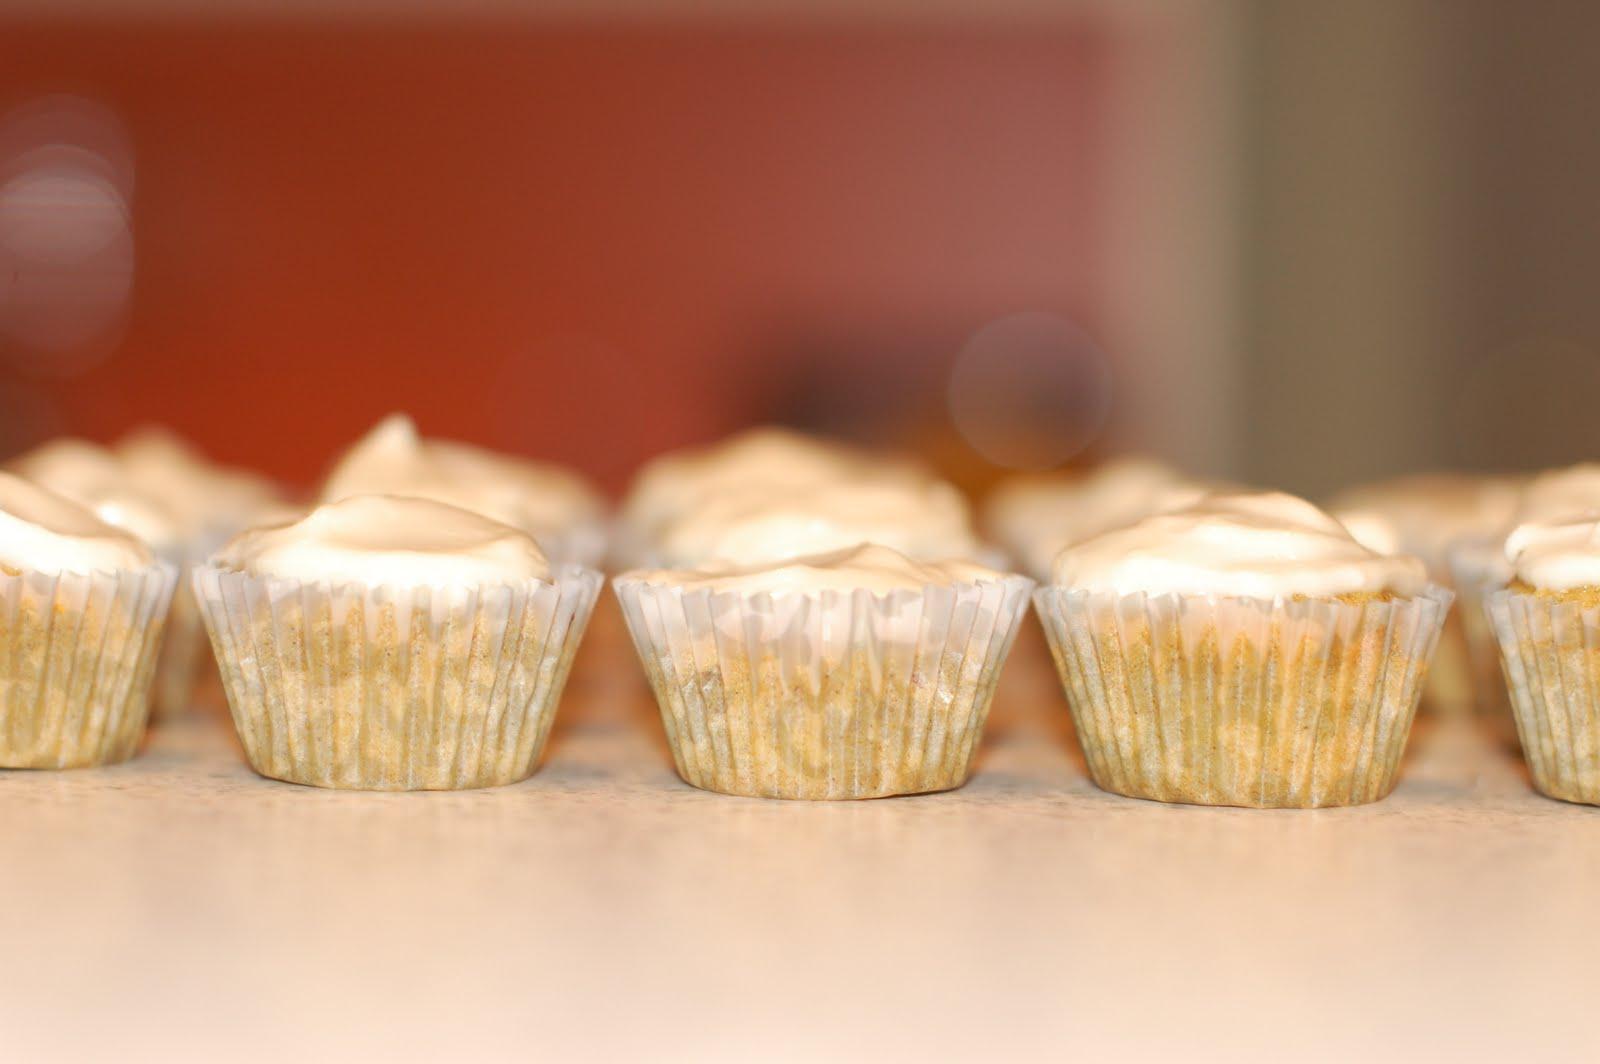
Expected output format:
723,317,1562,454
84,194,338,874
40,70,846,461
2,419,1590,811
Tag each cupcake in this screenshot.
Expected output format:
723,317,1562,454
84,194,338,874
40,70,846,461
1332,473,1524,713
1035,491,1452,808
115,426,288,548
323,414,607,567
984,457,1210,582
8,438,203,717
194,495,602,790
1486,508,1600,805
0,473,176,768
1447,465,1598,744
617,544,1032,800
616,425,943,567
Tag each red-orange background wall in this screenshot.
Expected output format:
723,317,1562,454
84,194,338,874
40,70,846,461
0,17,1110,490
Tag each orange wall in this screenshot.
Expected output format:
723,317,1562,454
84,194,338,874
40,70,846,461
0,18,1110,489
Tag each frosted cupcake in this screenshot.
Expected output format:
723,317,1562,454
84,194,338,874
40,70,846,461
1486,509,1600,805
1333,473,1524,713
8,438,203,716
984,457,1209,581
194,496,602,790
616,426,943,567
323,414,607,567
0,473,176,767
1035,492,1452,808
615,489,1031,800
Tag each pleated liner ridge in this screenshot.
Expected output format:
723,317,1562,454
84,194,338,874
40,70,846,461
1034,585,1453,808
1486,586,1600,805
194,564,602,790
613,574,1035,800
0,562,177,768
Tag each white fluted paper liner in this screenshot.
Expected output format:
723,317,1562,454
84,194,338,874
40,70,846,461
194,563,602,790
0,561,177,768
1485,585,1600,805
614,572,1034,799
1034,585,1453,808
1447,536,1517,743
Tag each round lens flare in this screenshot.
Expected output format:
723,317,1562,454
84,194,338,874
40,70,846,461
0,95,135,377
946,311,1113,471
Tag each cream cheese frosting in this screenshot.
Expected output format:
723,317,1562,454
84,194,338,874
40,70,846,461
624,542,1002,596
9,438,182,552
652,477,980,568
322,414,603,541
215,495,552,588
1503,510,1600,590
620,426,939,546
985,457,1210,578
1329,473,1524,570
0,471,153,574
115,427,283,537
1052,491,1428,598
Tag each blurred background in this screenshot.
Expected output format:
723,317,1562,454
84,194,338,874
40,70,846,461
0,1,1594,498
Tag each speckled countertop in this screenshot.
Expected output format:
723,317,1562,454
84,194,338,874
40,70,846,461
2,602,1596,1062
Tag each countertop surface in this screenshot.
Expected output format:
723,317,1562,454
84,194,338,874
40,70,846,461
3,602,1596,1063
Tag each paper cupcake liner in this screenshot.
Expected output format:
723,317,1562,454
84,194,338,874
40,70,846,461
1034,585,1453,808
0,562,177,768
1485,585,1600,805
613,573,1035,800
194,563,602,790
1447,536,1518,744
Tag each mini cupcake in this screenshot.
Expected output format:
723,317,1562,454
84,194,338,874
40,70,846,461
1036,491,1452,808
1332,473,1524,713
323,414,607,568
616,481,1030,799
8,438,201,717
617,545,1032,800
616,426,943,567
1446,465,1600,745
0,473,176,768
1486,508,1600,805
983,457,1211,582
194,495,602,790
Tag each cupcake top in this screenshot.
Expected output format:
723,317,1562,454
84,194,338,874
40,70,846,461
1503,510,1600,591
322,414,603,540
115,426,284,538
652,477,980,568
9,438,182,553
215,495,551,588
621,426,935,544
0,471,153,574
985,457,1210,578
625,542,1002,596
1509,463,1600,527
1329,473,1524,569
1053,491,1428,598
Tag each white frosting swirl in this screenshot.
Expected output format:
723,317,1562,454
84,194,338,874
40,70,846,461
9,438,182,552
1052,491,1427,598
0,472,153,574
985,457,1210,579
1329,473,1524,570
653,477,979,568
215,495,551,588
322,415,603,541
621,426,934,545
115,427,283,538
1503,511,1600,590
625,542,1001,596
